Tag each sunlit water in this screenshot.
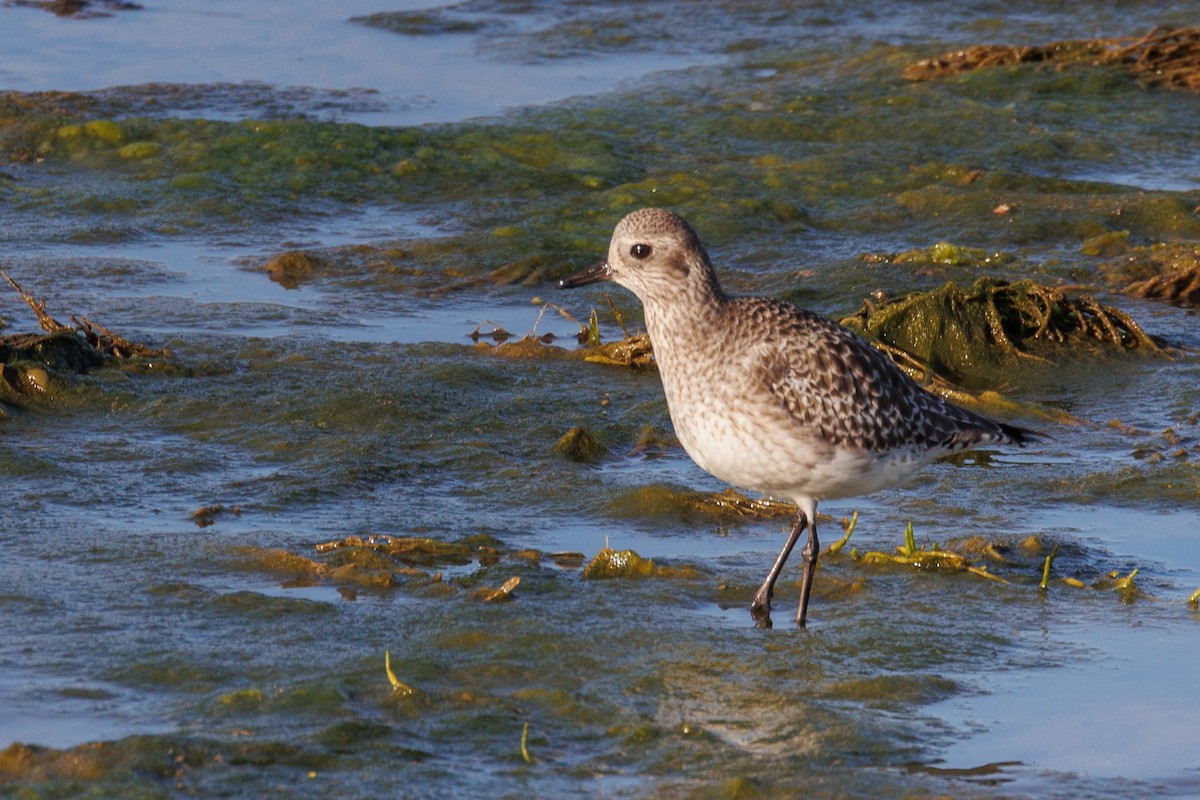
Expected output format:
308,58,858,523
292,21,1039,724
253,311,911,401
0,0,722,126
2,1,1200,798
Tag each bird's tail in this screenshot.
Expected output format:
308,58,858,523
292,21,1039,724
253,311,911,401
998,421,1047,446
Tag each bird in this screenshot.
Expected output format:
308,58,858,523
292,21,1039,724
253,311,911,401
559,207,1040,628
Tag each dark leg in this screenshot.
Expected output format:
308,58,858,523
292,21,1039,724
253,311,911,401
750,509,806,629
795,516,819,628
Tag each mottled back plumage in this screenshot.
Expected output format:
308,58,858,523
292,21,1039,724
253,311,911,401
743,295,1028,455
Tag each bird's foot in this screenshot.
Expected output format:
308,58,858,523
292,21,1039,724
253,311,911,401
750,591,773,629
794,606,809,629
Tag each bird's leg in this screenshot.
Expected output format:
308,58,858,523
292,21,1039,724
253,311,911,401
750,509,806,629
795,515,819,628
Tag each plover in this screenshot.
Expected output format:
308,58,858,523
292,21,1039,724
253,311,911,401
560,207,1039,628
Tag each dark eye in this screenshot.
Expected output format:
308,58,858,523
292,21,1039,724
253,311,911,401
630,243,652,260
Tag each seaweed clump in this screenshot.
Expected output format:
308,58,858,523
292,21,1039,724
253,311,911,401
903,27,1200,93
840,278,1160,388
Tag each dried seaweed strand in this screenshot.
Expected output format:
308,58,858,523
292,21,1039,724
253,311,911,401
71,314,172,359
1,266,70,334
904,26,1200,93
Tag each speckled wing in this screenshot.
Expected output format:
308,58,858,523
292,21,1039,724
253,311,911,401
741,297,1026,456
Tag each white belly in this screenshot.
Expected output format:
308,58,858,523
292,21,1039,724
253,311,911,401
667,390,925,503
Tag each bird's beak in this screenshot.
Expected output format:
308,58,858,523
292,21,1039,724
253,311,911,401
558,259,611,289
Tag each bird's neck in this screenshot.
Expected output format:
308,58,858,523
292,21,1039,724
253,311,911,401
642,277,729,353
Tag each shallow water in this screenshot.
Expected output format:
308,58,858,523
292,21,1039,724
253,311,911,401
2,1,1200,797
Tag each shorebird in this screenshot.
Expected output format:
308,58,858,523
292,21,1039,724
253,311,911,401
560,207,1038,628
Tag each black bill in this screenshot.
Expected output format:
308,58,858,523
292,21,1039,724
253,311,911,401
558,260,611,289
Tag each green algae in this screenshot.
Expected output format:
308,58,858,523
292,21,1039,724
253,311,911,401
4,42,1198,274
0,91,627,240
351,9,486,36
582,546,700,580
611,484,795,525
822,674,958,707
228,533,552,604
215,687,266,711
1081,229,1133,258
885,240,1015,268
0,735,331,794
849,522,1009,584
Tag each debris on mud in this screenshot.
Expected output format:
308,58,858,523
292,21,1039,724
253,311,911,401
0,267,169,409
2,267,169,360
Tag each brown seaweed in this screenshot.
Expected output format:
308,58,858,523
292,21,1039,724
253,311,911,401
903,27,1200,94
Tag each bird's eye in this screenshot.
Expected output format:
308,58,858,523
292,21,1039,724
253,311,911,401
630,243,652,260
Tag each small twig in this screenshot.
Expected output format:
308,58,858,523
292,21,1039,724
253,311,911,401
529,300,587,340
604,291,631,338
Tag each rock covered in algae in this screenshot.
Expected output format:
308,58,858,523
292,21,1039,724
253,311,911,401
840,277,1159,386
263,251,321,289
552,426,609,462
1,363,54,406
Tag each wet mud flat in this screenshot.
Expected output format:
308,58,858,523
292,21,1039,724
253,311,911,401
3,1,1200,798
